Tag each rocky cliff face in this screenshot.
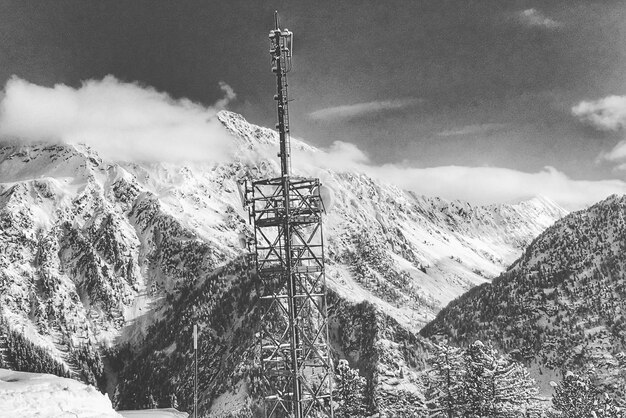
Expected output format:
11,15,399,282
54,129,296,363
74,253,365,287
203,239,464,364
0,111,566,413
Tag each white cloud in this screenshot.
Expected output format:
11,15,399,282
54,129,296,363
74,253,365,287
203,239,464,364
437,123,506,137
309,98,421,121
517,9,562,29
307,140,369,168
0,76,237,162
215,81,236,109
0,76,621,211
294,141,626,211
572,95,626,132
572,95,626,166
601,140,626,163
371,164,625,211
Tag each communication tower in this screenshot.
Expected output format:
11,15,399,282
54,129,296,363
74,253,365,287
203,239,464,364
244,11,334,418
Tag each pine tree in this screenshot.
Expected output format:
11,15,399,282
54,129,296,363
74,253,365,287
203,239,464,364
334,359,367,418
459,340,494,417
551,372,596,418
491,353,539,416
170,392,178,409
424,343,463,417
112,386,121,409
425,341,539,417
551,373,624,418
147,393,158,409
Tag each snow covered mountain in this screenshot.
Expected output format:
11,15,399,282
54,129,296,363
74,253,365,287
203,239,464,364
421,195,626,403
0,111,566,413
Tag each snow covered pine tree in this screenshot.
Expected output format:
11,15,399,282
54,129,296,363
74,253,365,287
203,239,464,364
334,359,367,418
426,341,539,417
425,343,463,417
550,372,623,418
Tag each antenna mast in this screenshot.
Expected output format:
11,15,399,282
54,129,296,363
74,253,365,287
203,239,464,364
271,10,292,177
245,11,334,418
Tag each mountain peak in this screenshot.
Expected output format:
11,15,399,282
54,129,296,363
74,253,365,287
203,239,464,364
217,110,318,154
217,110,279,148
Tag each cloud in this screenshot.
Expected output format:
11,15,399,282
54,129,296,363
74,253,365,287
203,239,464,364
600,140,626,163
309,140,369,167
0,76,237,162
437,123,506,137
517,9,562,29
572,95,626,132
371,164,625,211
0,76,620,211
572,95,626,166
309,98,421,121
215,81,237,109
292,141,626,211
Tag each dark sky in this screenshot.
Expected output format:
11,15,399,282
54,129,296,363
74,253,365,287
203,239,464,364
1,0,625,182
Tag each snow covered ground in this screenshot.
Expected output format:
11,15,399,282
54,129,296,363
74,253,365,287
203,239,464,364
118,409,188,418
0,368,120,417
0,369,188,418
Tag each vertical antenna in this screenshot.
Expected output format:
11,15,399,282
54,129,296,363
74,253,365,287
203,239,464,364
246,11,334,418
269,10,293,177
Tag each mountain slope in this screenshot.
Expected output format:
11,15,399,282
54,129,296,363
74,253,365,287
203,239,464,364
111,255,432,416
421,194,626,402
0,111,566,412
0,142,245,385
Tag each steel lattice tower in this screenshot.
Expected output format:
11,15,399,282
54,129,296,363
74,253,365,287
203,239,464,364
244,12,334,418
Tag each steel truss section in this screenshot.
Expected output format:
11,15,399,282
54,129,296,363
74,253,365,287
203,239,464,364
246,176,334,418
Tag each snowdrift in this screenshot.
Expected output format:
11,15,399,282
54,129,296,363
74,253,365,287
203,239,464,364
0,368,121,417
